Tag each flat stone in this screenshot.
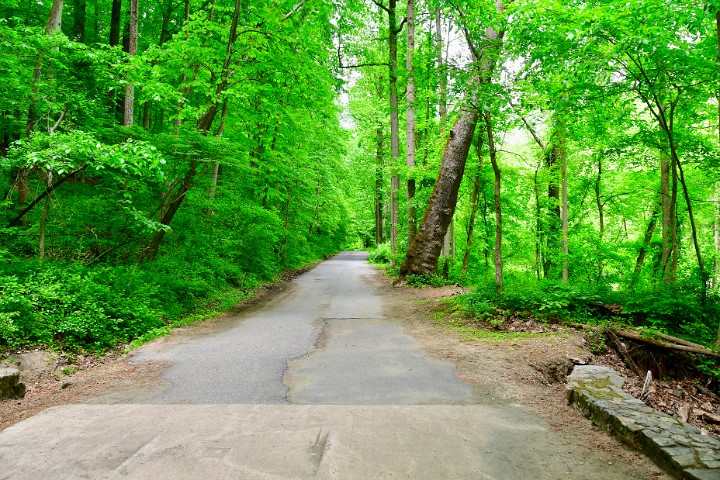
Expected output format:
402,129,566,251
685,468,720,480
567,365,625,389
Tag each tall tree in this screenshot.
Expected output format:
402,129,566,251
399,0,506,278
406,0,417,242
123,0,138,126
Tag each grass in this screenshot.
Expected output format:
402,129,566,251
433,314,542,342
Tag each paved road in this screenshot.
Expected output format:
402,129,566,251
0,252,665,479
129,250,474,405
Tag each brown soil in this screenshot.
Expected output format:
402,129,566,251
0,271,669,477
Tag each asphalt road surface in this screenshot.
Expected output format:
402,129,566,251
0,251,665,479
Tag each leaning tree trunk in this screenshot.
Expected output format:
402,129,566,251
399,1,504,279
399,105,480,277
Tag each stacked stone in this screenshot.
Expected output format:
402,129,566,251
567,365,720,480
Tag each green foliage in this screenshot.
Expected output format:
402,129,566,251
405,274,451,288
368,244,392,264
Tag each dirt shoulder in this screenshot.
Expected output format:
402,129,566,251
378,278,669,478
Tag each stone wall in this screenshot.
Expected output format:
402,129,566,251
567,365,720,480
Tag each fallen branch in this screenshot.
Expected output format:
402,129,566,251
583,325,720,360
605,328,643,377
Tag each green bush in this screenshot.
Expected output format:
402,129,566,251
368,243,392,264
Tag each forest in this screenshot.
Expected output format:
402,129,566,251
1,0,720,363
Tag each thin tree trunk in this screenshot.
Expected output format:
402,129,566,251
388,0,400,264
435,8,446,121
559,125,568,283
595,157,604,280
660,121,677,282
123,0,138,126
72,0,86,42
675,152,706,284
375,126,384,245
485,112,503,294
632,200,660,285
461,140,483,275
38,171,53,262
406,0,416,243
544,143,560,278
715,183,719,289
208,98,229,204
436,8,452,273
110,0,122,45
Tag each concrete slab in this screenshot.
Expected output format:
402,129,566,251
0,404,655,480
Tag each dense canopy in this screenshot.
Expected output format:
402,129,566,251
2,0,720,357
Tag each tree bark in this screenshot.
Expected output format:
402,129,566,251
659,121,677,282
405,0,416,243
595,157,604,280
399,106,480,277
109,0,122,46
123,0,138,126
375,126,384,245
399,1,504,279
632,200,660,285
462,138,484,276
388,0,400,263
72,0,86,42
485,112,503,294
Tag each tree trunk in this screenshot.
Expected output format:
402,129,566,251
485,112,503,294
399,106,480,278
123,0,138,126
660,125,678,282
38,171,53,262
595,157,604,280
462,137,484,276
544,143,561,278
72,0,86,42
405,0,416,243
388,0,400,264
632,200,660,285
109,0,122,46
559,126,569,283
436,8,453,274
400,1,504,279
435,8,447,121
715,183,719,289
375,126,384,245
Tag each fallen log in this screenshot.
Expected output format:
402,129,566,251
583,325,720,360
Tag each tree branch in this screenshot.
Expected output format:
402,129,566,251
280,0,306,22
48,106,69,134
8,164,89,227
371,0,390,14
